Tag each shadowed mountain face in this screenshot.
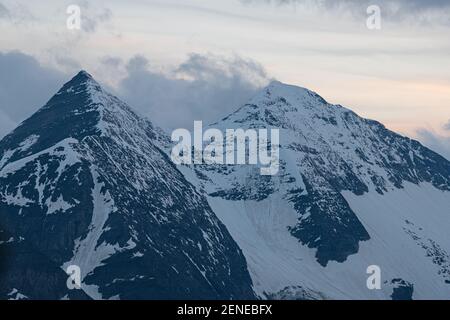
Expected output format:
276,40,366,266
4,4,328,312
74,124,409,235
0,71,255,300
0,225,91,300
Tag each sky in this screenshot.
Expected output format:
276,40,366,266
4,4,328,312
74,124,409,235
0,0,449,158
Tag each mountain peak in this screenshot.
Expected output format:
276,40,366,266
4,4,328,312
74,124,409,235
56,70,101,95
0,73,255,300
0,70,167,166
0,71,107,161
266,79,305,91
75,69,94,80
215,80,331,128
252,80,328,107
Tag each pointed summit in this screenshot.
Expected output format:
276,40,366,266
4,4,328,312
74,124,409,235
61,70,95,85
0,71,255,300
0,70,170,166
0,71,121,162
75,69,94,79
52,70,101,99
63,69,96,88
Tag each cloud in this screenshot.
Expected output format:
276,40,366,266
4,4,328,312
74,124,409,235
100,56,123,68
444,120,450,131
0,2,10,19
0,51,67,126
242,0,450,11
0,109,16,140
0,1,35,25
116,53,270,131
416,128,450,161
394,0,450,11
241,0,450,25
78,1,112,33
0,50,269,139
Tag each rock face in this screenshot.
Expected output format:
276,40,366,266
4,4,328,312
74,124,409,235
0,226,90,300
389,279,414,300
0,71,255,300
187,81,450,299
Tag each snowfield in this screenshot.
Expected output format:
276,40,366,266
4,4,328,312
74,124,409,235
206,183,450,299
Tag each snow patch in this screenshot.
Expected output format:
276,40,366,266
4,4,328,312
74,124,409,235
63,166,118,300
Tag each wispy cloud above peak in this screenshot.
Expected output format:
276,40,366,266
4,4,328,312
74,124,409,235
77,1,112,33
416,127,450,161
117,52,270,131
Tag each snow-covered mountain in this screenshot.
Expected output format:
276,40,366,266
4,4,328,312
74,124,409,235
1,71,449,300
183,81,450,300
0,71,255,300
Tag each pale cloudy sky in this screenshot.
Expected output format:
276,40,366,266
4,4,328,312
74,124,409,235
0,0,449,157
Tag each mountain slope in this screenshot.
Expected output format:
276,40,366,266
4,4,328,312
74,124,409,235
0,71,255,300
184,81,450,299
